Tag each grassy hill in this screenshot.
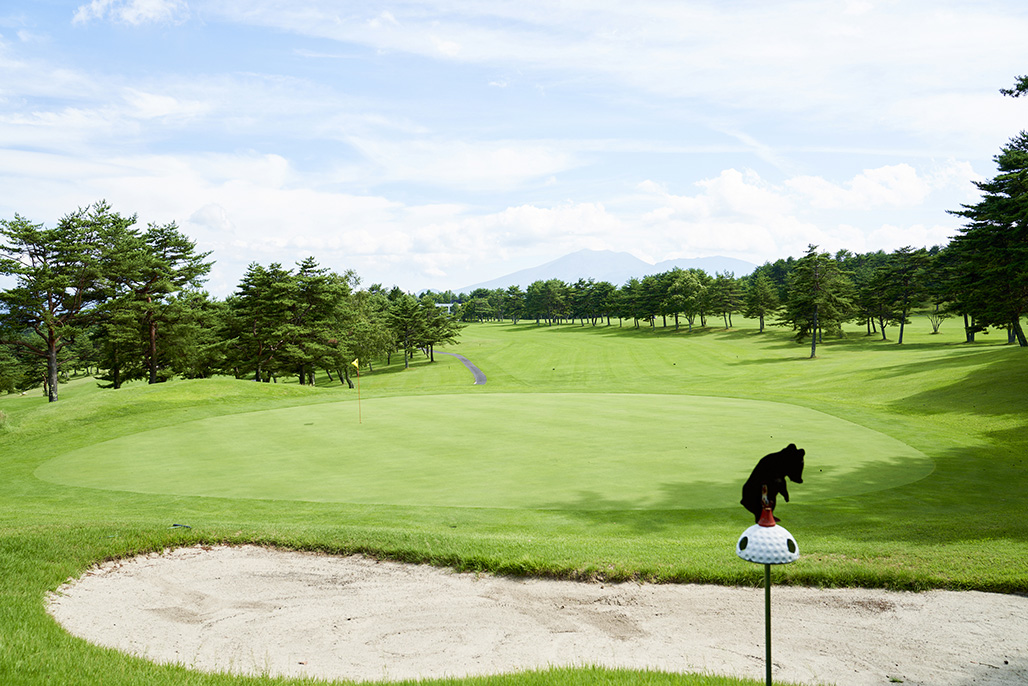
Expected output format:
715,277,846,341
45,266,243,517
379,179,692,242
1,314,1025,685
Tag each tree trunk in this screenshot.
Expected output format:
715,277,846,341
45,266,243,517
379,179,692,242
46,336,59,402
147,307,159,384
758,314,765,333
809,305,818,359
964,314,975,343
1012,319,1028,347
897,309,907,344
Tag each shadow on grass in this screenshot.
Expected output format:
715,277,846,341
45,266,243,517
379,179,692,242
536,479,737,533
801,440,1027,546
539,441,1026,546
872,346,1028,417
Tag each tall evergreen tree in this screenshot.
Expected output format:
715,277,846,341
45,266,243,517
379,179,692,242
709,271,741,329
948,132,1028,346
281,258,354,384
503,285,525,324
882,246,930,344
387,293,425,369
104,221,213,384
221,262,296,381
779,245,854,358
418,295,464,361
742,272,780,333
0,201,131,401
346,287,394,379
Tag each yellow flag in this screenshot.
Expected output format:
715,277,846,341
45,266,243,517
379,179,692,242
351,358,359,368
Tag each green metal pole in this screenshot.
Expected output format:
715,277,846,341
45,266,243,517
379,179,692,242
765,563,772,686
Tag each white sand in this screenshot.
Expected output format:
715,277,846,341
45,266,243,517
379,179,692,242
47,545,1027,685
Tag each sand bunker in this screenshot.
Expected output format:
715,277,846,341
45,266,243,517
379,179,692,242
48,545,1027,685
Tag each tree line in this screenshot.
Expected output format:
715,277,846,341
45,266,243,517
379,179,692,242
0,202,462,401
3,78,1025,398
431,119,1028,357
437,217,1023,359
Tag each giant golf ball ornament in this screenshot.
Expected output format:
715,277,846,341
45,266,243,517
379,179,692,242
736,519,799,564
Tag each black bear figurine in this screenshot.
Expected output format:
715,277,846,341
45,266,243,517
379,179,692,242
741,443,805,523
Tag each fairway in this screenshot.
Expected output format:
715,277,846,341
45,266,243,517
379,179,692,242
37,392,932,509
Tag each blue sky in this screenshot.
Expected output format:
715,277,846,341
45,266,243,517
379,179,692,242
1,1,1025,296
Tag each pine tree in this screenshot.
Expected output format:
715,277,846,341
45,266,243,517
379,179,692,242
779,245,854,358
743,272,780,333
948,132,1028,346
0,202,130,401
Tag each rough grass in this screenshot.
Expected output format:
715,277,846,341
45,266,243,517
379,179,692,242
1,314,1026,686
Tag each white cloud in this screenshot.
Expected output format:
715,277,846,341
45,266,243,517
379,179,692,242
74,0,190,25
208,1,1028,142
1,1,1009,294
639,169,793,222
431,35,461,57
346,137,580,190
786,164,930,210
0,140,974,294
786,160,981,211
626,163,971,266
866,223,957,252
16,30,48,44
122,88,209,121
189,204,234,233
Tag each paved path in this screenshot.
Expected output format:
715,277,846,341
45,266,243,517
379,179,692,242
437,351,486,385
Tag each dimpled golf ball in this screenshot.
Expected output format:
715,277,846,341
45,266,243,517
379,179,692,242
736,523,799,565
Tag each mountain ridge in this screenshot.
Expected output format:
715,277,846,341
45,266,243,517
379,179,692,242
455,249,757,293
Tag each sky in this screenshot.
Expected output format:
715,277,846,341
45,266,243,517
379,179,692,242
1,1,1026,297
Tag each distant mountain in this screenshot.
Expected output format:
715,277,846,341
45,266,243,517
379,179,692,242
456,249,757,294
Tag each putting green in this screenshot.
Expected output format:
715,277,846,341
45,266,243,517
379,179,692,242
36,393,932,510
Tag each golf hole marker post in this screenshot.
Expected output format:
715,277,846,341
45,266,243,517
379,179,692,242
736,485,799,686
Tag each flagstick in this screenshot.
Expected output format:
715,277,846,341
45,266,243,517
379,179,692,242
355,364,361,424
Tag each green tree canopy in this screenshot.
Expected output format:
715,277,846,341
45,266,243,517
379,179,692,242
778,245,854,358
0,201,133,401
948,132,1028,346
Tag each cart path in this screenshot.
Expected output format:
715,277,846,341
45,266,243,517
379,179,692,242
437,351,486,384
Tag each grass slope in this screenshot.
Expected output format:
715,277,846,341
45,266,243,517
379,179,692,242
2,315,1026,686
